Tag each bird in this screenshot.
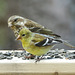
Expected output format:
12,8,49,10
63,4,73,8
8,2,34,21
8,15,61,38
16,27,63,56
8,15,75,49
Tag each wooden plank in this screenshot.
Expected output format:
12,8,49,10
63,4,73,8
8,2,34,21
0,63,75,75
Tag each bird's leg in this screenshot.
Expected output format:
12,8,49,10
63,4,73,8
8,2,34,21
35,55,44,62
25,54,35,59
35,56,40,62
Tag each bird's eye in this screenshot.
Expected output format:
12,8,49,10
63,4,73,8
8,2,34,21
14,18,18,22
22,34,25,36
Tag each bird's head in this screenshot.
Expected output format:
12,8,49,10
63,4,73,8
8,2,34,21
16,28,33,41
8,15,27,28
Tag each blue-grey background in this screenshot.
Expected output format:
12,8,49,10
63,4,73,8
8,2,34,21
0,0,75,50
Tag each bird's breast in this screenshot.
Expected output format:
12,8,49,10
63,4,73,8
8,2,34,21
23,43,54,56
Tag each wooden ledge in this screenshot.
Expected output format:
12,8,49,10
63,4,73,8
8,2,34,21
0,50,75,75
0,63,75,75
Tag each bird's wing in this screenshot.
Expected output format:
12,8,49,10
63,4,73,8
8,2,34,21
31,34,62,47
25,19,44,28
25,19,61,38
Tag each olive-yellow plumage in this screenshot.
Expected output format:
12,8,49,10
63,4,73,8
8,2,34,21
17,28,56,56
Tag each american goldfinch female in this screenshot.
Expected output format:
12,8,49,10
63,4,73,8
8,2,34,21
8,15,60,38
8,15,75,49
16,28,63,56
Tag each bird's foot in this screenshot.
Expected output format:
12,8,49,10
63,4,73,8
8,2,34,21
35,56,44,62
25,54,35,59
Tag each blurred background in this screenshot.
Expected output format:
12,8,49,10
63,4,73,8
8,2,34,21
0,0,75,50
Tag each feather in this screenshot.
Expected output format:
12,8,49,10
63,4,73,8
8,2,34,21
60,39,75,48
29,27,61,38
35,38,62,47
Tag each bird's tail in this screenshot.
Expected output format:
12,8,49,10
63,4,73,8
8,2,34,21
60,39,75,48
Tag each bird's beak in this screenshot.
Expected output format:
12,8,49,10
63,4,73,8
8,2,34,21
16,35,21,40
8,22,12,27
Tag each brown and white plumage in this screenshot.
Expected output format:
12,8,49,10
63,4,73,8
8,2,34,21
8,15,60,38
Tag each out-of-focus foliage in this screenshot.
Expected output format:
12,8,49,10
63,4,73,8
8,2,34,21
0,0,75,50
0,0,7,18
